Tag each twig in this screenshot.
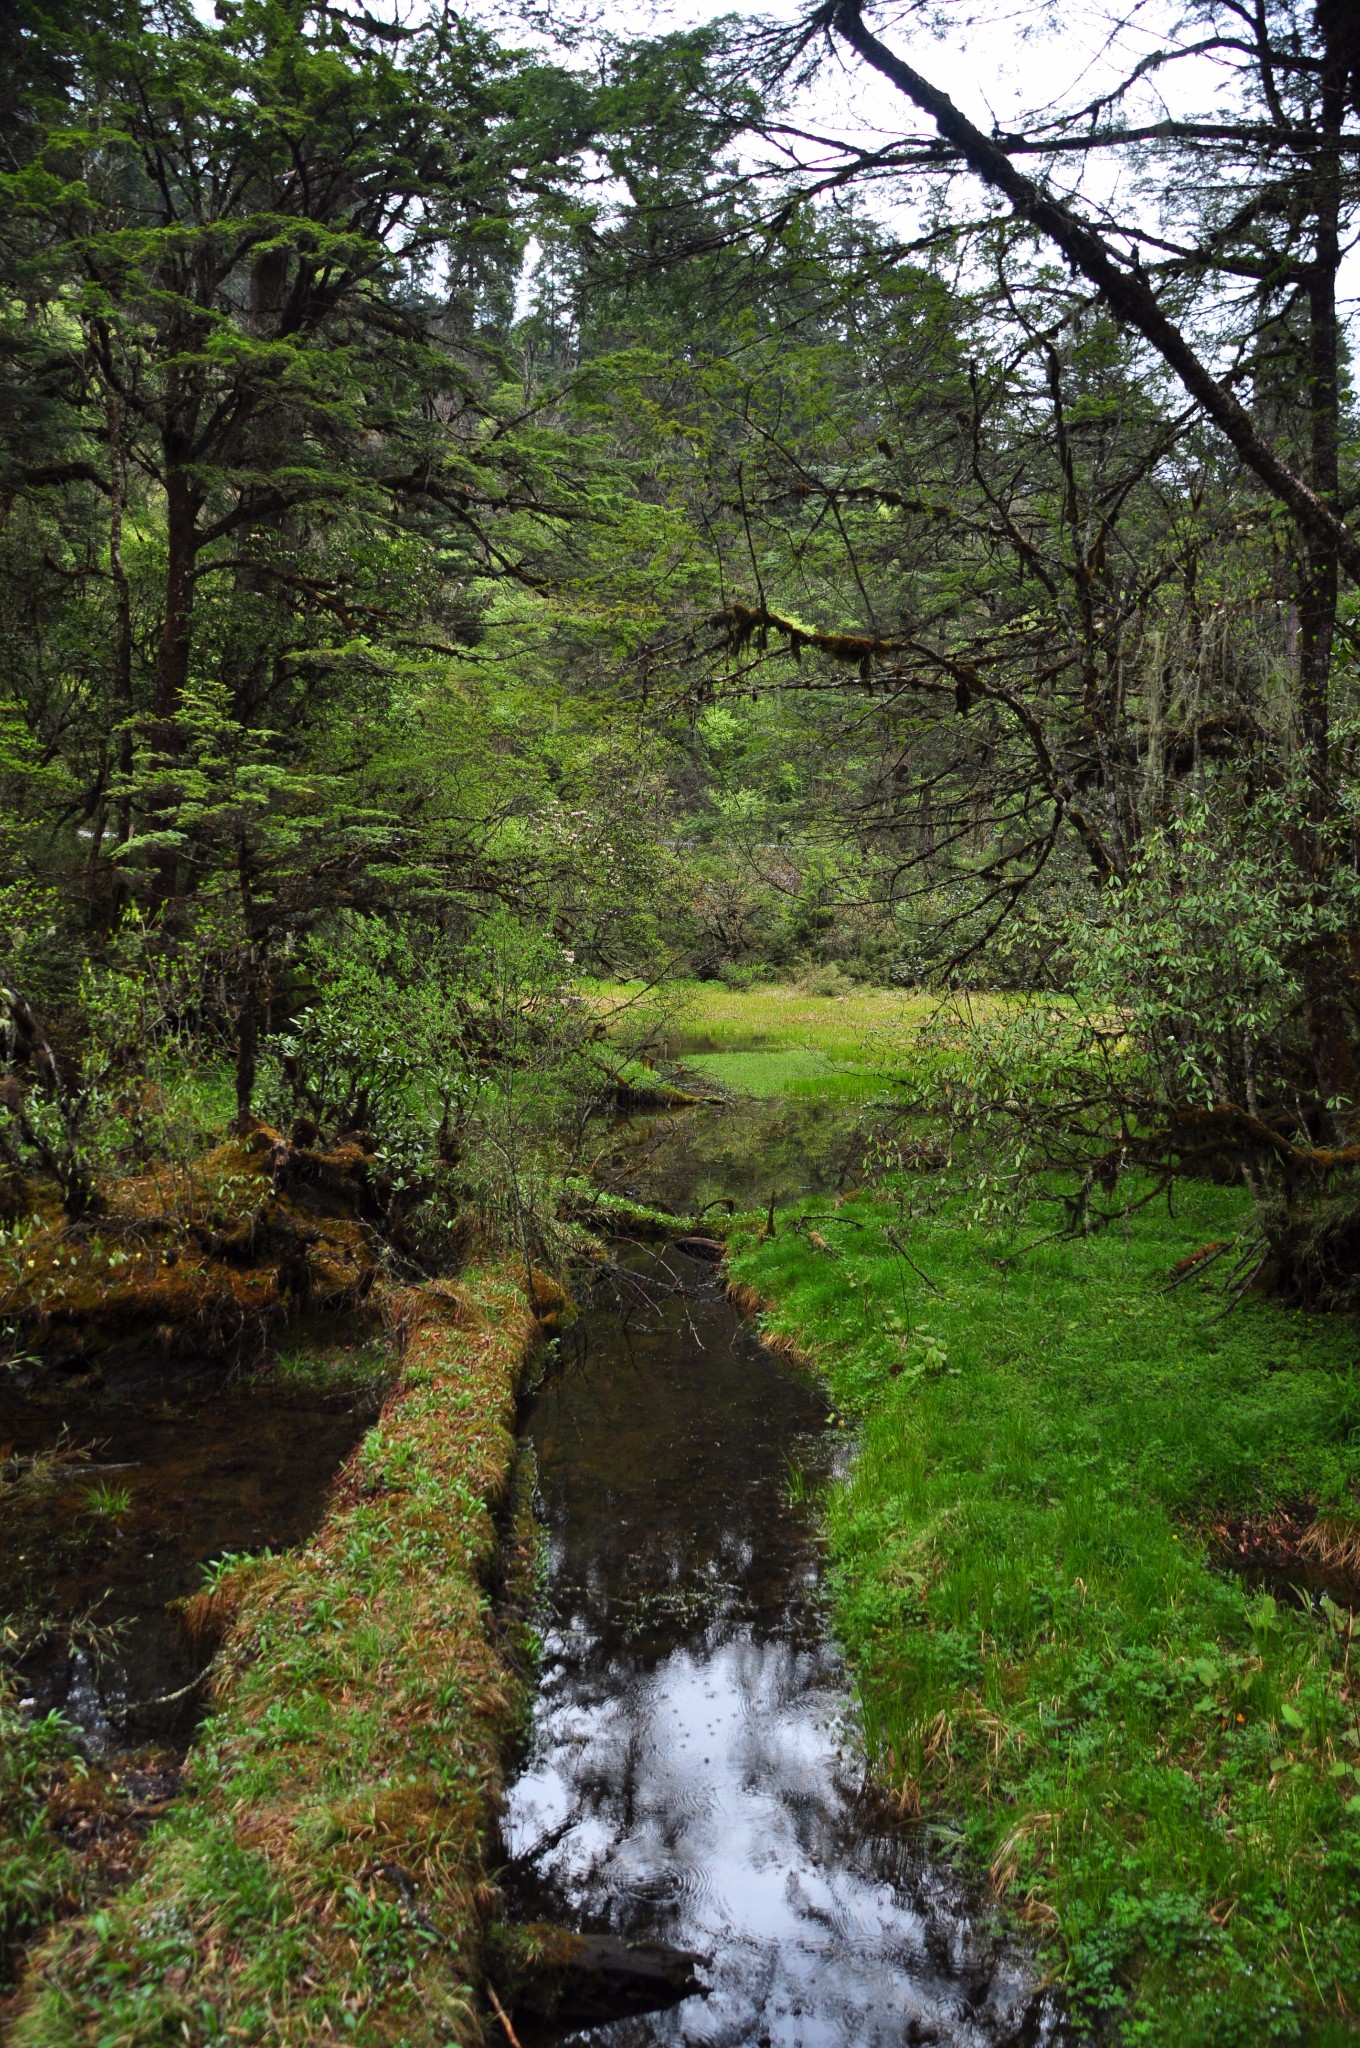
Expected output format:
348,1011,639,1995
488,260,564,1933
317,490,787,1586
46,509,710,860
1207,1252,1270,1322
122,1664,215,1710
1160,1239,1235,1292
883,1226,944,1295
486,1982,523,2048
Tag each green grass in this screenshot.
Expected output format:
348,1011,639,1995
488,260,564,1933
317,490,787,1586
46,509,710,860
678,1046,888,1100
588,979,1015,1104
589,976,946,1064
0,1685,79,1990
730,1182,1360,2045
82,1481,132,1520
265,1335,396,1399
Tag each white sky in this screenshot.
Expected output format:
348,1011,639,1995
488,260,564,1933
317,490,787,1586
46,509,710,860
496,0,1359,332
191,0,1358,328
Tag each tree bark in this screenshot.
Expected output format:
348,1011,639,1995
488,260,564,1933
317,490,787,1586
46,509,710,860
1297,45,1352,1125
155,456,199,725
234,843,261,1135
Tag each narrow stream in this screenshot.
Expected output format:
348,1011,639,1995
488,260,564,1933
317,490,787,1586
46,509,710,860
503,1105,1069,2048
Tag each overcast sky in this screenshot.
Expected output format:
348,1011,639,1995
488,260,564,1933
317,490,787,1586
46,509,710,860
498,0,1359,325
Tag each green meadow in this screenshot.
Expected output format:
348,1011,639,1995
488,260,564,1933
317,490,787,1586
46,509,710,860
586,977,979,1100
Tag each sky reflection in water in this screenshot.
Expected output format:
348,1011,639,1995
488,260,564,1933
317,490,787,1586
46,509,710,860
503,1241,1065,2047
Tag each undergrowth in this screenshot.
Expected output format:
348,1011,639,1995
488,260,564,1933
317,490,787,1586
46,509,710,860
0,1682,80,1994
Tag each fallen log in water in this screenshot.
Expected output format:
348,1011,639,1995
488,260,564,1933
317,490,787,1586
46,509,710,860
493,1921,704,2028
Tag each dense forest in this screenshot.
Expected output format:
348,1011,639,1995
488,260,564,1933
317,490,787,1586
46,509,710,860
3,0,1360,2042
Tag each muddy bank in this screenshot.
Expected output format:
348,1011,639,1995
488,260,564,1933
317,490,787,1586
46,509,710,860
7,1268,541,2048
1209,1505,1360,1609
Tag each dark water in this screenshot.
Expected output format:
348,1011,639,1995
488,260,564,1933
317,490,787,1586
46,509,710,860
504,1210,1068,2041
593,1097,871,1219
0,1364,375,1753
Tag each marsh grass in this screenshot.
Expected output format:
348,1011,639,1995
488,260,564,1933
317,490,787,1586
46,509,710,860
677,1047,889,1101
262,1335,396,1401
589,980,1014,1106
82,1482,132,1521
589,977,943,1065
730,1184,1360,2044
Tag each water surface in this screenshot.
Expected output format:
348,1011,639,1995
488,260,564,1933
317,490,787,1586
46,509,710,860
0,1357,377,1752
504,1230,1068,2047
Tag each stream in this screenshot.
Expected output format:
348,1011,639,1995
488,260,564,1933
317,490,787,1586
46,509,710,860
0,1091,1070,2040
502,1101,1069,2048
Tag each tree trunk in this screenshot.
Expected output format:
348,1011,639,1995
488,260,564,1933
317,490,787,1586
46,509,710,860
1298,53,1350,1130
111,397,135,857
235,972,258,1136
234,844,261,1135
155,458,199,725
147,453,201,906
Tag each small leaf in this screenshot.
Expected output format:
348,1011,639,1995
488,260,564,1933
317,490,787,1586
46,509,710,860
1280,1704,1305,1731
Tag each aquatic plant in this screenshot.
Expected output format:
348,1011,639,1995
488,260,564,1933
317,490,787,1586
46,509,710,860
82,1482,131,1521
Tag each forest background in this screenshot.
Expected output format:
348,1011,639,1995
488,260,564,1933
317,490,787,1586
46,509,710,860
0,0,1354,1266
3,0,1360,1290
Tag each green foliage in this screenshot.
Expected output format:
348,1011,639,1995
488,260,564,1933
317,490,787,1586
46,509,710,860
0,1680,79,1988
267,915,467,1174
455,911,611,1271
83,1481,131,1520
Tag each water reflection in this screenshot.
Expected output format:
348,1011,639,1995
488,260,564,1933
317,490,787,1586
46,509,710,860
0,1374,373,1751
504,1247,1067,2047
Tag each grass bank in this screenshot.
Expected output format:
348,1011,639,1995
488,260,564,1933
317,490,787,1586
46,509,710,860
730,1184,1360,2045
648,979,1360,2039
9,1267,539,2047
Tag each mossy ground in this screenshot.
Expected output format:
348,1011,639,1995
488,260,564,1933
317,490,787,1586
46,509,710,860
7,1268,539,2047
0,1128,380,1366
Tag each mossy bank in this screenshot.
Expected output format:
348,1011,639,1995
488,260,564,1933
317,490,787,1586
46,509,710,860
7,1266,540,2047
729,1184,1360,2046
